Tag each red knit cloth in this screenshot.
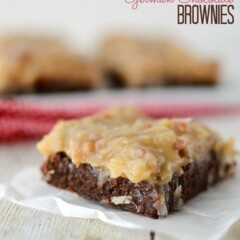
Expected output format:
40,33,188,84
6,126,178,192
1,98,240,141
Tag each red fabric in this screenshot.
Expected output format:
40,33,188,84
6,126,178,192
1,98,240,142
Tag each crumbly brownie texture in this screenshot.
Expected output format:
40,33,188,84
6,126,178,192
99,35,219,87
41,151,235,219
0,35,101,93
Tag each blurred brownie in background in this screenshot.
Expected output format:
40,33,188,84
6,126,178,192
99,35,219,88
0,35,101,93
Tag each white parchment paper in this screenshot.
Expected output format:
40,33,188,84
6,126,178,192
0,162,240,240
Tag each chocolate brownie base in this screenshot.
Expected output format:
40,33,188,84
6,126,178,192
41,151,229,219
34,78,92,92
106,70,217,88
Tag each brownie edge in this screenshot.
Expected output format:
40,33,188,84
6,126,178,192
41,151,233,219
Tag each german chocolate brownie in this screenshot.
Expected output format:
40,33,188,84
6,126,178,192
99,35,219,87
38,107,236,218
0,35,101,93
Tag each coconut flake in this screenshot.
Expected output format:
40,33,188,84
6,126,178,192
111,196,133,205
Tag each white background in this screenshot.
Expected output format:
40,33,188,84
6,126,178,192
0,0,239,83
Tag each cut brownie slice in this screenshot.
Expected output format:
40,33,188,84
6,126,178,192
0,34,101,93
37,107,236,218
99,35,219,87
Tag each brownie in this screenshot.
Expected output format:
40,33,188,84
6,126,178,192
37,107,237,218
0,35,101,94
99,35,219,87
